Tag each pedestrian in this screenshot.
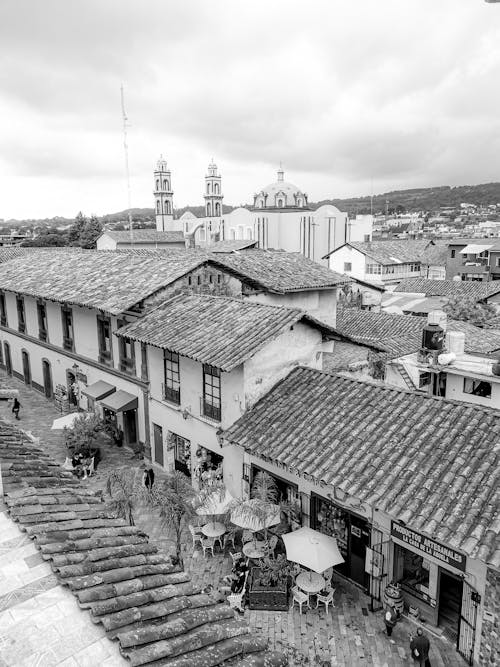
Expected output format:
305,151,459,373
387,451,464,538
410,628,431,667
114,426,124,448
143,467,155,491
11,397,21,420
384,604,399,642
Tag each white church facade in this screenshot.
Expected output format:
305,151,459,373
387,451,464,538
153,158,373,265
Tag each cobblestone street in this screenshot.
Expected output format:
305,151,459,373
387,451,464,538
0,372,467,666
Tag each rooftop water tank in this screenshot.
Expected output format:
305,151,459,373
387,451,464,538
446,331,465,356
422,323,444,351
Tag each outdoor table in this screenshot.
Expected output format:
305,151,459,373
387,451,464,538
296,571,325,594
201,522,226,538
243,540,266,560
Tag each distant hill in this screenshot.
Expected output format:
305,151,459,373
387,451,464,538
4,182,500,226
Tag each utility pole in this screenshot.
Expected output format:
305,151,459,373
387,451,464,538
120,84,133,235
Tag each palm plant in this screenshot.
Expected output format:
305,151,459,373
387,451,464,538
145,470,197,569
250,470,279,504
106,467,140,526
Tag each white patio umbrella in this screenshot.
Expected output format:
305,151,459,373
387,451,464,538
51,412,92,430
230,498,281,533
282,527,345,579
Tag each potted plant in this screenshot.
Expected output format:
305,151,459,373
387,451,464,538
248,554,293,611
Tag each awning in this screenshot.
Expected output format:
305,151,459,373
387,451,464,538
81,380,116,401
460,244,492,255
100,389,138,413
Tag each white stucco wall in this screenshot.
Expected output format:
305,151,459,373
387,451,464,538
445,371,500,409
96,234,117,250
245,288,338,324
328,245,367,282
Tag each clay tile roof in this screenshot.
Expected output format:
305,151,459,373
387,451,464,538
347,240,432,265
116,294,341,371
0,250,207,315
222,367,500,566
336,308,500,356
101,230,185,243
208,240,258,253
208,250,349,293
0,424,285,667
395,278,500,300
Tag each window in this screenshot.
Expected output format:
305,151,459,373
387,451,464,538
217,274,222,284
344,262,352,272
366,263,382,275
16,296,26,333
118,323,135,374
141,343,149,381
215,202,221,216
463,377,491,398
37,300,48,342
206,203,211,216
163,350,180,404
97,315,112,365
155,179,159,189
496,257,500,268
364,234,371,243
61,306,74,351
229,228,236,240
156,201,160,213
451,249,456,258
418,372,432,389
0,292,7,327
202,364,221,421
214,183,219,194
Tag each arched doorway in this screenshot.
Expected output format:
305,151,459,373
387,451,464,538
4,342,12,375
42,359,52,399
21,350,31,386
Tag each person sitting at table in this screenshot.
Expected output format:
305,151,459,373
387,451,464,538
231,565,248,594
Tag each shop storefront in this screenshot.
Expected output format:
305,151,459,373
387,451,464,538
250,464,299,505
193,445,223,488
167,432,192,477
390,521,481,661
100,390,138,446
311,493,371,590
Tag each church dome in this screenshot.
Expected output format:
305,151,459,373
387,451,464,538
253,168,309,210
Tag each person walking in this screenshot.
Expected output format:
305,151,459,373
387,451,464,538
410,628,431,667
143,467,155,491
384,604,399,643
11,397,21,420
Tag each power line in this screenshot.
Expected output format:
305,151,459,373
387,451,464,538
120,84,133,236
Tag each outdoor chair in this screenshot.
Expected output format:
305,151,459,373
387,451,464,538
213,533,224,551
316,586,335,613
263,534,278,557
229,551,243,567
227,570,249,613
323,567,334,584
188,524,204,549
224,527,239,550
292,586,310,614
201,536,216,557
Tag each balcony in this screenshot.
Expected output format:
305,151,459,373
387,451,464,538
119,357,135,375
199,395,221,422
63,335,74,351
38,328,48,342
161,382,180,405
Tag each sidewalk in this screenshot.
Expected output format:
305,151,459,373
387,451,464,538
0,372,467,666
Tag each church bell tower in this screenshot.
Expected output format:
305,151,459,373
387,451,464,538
153,157,174,231
204,160,223,219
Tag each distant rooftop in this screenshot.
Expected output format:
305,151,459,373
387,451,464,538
395,278,500,300
101,230,185,243
330,240,432,265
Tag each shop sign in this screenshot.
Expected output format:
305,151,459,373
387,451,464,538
391,522,466,572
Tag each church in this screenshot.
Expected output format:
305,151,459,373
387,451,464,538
153,157,372,265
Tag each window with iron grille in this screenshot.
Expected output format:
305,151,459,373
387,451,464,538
61,306,74,351
37,300,48,341
202,364,221,421
16,296,26,333
0,292,7,327
119,336,135,374
163,350,180,404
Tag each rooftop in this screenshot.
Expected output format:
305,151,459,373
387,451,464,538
395,278,500,300
332,240,432,265
0,249,206,315
336,308,500,357
209,249,348,293
208,239,258,253
101,230,185,243
116,294,341,371
222,367,500,566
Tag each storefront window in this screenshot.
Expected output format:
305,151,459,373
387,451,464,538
193,446,223,488
314,499,349,562
167,432,191,477
394,544,430,594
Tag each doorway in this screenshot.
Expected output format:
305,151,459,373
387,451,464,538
438,570,463,641
4,342,12,375
123,409,137,446
153,423,163,466
21,350,31,385
66,370,77,407
42,360,52,398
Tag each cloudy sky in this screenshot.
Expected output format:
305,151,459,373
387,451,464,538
1,0,499,220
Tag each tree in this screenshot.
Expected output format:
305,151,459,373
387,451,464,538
106,467,141,526
145,471,196,569
443,296,497,327
79,214,104,248
64,413,111,453
21,233,67,247
67,211,87,245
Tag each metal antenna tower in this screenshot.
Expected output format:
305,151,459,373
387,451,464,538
120,84,133,234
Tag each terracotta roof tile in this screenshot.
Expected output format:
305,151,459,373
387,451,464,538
116,294,340,371
102,230,185,243
222,367,500,565
395,278,500,300
0,424,285,667
347,240,432,265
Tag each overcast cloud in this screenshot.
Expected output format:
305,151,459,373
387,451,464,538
1,0,499,219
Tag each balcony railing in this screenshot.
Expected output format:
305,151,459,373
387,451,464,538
199,395,221,422
119,357,135,375
63,335,74,351
162,382,180,405
38,328,47,342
